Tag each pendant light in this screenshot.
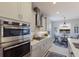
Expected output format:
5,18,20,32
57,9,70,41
64,16,66,25
62,16,67,28
62,16,70,30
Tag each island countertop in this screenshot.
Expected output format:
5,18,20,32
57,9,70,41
68,38,79,57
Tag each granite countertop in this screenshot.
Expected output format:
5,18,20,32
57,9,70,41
31,40,39,46
68,38,79,57
31,35,50,46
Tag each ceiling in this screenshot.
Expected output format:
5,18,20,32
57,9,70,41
32,2,79,21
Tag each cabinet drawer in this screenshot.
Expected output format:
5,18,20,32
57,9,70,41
31,46,41,57
0,50,3,57
32,45,37,50
0,53,3,57
32,42,41,50
31,50,40,57
0,48,3,52
0,49,2,51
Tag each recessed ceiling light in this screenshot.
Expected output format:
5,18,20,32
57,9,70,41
53,2,56,4
56,11,60,14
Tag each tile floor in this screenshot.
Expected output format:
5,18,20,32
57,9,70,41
46,51,66,57
48,43,69,57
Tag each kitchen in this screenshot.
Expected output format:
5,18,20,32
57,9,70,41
0,2,79,57
0,2,52,57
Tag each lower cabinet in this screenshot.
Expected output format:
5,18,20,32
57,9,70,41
31,37,52,57
68,42,74,57
0,47,3,57
31,44,42,57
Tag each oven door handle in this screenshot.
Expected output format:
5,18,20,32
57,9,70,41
4,41,30,51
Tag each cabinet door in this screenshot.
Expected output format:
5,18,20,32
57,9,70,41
40,38,50,56
0,48,3,57
21,3,35,32
21,3,33,22
48,38,52,47
40,40,46,56
45,38,49,50
68,42,74,57
0,3,18,20
31,43,42,57
0,2,33,22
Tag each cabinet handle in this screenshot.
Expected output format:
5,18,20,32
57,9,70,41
70,52,74,56
70,52,73,54
4,42,29,50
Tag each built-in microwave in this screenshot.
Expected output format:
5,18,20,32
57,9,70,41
3,22,30,37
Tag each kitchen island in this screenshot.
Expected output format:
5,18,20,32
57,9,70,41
68,38,79,57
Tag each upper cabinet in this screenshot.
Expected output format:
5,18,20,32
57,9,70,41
19,3,33,22
0,2,33,22
0,3,18,20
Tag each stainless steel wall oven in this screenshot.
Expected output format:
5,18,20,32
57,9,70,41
3,41,30,57
0,18,31,57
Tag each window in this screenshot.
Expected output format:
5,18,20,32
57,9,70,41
74,26,79,33
54,27,57,32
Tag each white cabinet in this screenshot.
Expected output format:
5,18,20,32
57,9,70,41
0,47,3,57
68,42,75,57
0,3,18,20
0,2,33,22
19,3,33,22
31,43,41,57
31,36,52,57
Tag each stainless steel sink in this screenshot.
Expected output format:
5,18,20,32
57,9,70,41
33,37,45,40
73,43,79,49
